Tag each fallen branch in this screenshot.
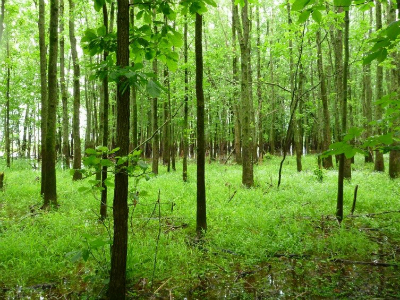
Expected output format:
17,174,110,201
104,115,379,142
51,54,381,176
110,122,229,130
350,184,359,215
331,258,398,268
153,277,172,295
348,210,400,218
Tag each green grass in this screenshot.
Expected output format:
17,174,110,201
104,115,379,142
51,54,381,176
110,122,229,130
0,155,399,298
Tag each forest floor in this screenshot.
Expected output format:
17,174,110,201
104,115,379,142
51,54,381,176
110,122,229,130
0,155,399,299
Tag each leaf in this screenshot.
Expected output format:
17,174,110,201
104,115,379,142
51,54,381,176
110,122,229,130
312,10,322,23
97,25,107,36
78,186,90,193
386,21,400,40
292,0,311,11
334,0,351,7
298,10,311,23
378,133,393,145
344,147,357,159
146,79,162,97
138,160,148,171
93,0,105,12
363,51,380,65
85,148,98,155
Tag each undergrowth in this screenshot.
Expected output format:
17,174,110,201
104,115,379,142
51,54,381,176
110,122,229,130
0,155,399,298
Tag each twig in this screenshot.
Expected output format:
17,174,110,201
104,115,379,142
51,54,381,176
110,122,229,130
224,149,235,164
331,258,398,267
151,190,162,288
350,185,358,215
131,102,184,154
153,277,172,295
228,190,237,203
348,210,400,218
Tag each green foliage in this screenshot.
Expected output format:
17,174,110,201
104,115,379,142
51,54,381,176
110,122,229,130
313,167,324,182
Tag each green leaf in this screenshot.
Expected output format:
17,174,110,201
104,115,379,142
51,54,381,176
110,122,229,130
334,0,351,7
97,25,107,36
292,0,311,11
378,133,393,145
146,79,162,97
312,10,322,23
138,160,148,171
298,9,311,23
363,51,380,65
93,0,105,12
78,186,90,193
386,21,400,40
344,147,357,159
85,148,98,155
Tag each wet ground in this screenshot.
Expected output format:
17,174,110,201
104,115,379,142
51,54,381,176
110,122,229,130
2,256,399,299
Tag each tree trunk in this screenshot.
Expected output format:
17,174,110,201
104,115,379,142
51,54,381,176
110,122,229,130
316,30,333,169
60,0,70,169
183,15,189,182
163,67,171,170
233,0,253,187
337,9,350,223
0,0,5,45
231,0,241,165
5,39,10,168
43,0,59,208
69,0,82,181
152,57,159,175
109,0,130,297
195,12,207,236
38,0,48,196
374,0,384,172
100,2,110,221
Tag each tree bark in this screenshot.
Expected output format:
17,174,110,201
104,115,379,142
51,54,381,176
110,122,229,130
43,0,59,208
337,9,350,223
60,0,70,169
0,0,5,45
195,12,207,236
233,0,253,187
316,30,333,169
183,15,189,182
69,0,82,181
5,39,10,167
38,0,48,195
374,0,384,172
109,0,130,297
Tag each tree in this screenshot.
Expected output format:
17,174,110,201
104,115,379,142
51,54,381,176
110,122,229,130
60,0,70,169
336,8,350,224
0,0,5,45
42,0,59,208
69,0,82,181
195,11,207,236
233,0,254,187
182,14,189,182
108,0,130,297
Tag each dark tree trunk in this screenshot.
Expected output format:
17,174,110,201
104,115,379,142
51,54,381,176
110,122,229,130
183,15,189,182
0,0,5,45
195,12,207,236
43,0,59,208
337,9,350,223
100,2,110,221
5,39,10,168
109,0,130,298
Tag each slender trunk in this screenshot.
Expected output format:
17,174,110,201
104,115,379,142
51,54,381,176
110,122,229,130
195,12,207,236
0,0,5,45
374,0,384,171
129,1,138,150
22,105,29,158
100,2,110,220
109,0,130,297
337,9,350,223
38,0,48,195
316,30,333,169
232,0,241,164
163,67,171,170
183,16,189,181
69,0,82,181
5,39,10,167
60,0,70,169
43,0,59,207
256,5,263,162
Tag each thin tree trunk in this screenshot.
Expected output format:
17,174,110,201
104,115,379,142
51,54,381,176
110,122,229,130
195,12,207,236
38,0,48,195
109,0,129,297
100,2,110,221
69,0,82,181
43,0,59,208
5,39,10,167
337,9,350,224
0,0,5,45
60,0,70,169
233,0,253,187
163,67,171,170
231,0,241,164
183,15,189,182
316,30,333,169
